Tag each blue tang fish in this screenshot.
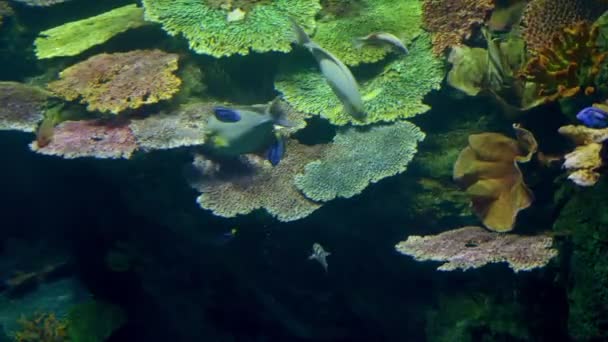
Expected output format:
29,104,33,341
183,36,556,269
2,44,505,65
576,106,608,128
206,98,290,166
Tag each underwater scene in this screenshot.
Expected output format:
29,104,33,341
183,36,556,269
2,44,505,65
2,0,608,340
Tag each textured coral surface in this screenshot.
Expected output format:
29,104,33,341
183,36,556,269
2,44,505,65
0,82,49,132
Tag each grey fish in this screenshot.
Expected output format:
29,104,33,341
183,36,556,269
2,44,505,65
354,32,409,55
206,98,290,165
289,17,366,121
308,242,331,272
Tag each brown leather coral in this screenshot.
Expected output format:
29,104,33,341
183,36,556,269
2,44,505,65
422,0,494,56
453,124,537,232
48,49,181,114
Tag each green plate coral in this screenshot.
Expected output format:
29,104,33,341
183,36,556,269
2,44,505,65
141,0,321,57
276,33,444,125
295,121,425,201
34,5,147,59
314,0,423,66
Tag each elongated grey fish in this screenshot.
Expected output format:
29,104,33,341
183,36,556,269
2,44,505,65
288,17,366,121
354,32,409,55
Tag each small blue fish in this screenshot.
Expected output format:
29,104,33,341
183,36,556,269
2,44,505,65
576,106,608,128
266,137,285,166
213,106,242,122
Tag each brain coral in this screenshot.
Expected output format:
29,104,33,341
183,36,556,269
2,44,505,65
312,0,423,66
35,5,147,59
295,121,425,202
48,50,181,114
522,0,608,53
141,0,321,57
190,140,324,222
0,82,49,132
276,33,443,126
423,0,494,56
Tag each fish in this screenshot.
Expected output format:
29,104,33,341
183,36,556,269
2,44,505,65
206,98,290,166
576,106,608,128
35,115,55,148
308,242,330,272
353,32,409,55
288,17,366,121
213,227,239,245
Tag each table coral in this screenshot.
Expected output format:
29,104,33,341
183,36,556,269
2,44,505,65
276,33,443,126
453,125,537,232
190,140,324,222
520,21,608,104
48,50,181,115
312,0,423,66
31,120,137,159
295,121,425,202
0,82,50,132
35,5,147,59
395,226,558,272
422,0,494,56
141,0,321,57
522,0,608,54
10,0,71,6
559,124,608,186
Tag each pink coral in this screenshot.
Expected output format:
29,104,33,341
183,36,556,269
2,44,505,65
31,120,137,159
395,226,558,272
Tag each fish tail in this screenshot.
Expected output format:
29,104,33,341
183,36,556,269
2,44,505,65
288,16,311,46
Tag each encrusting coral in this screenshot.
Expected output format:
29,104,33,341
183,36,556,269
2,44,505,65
276,33,443,126
31,120,137,159
559,124,608,186
190,140,324,222
13,312,69,342
141,0,321,57
453,124,537,232
0,82,50,133
48,50,181,115
519,21,608,104
312,0,423,66
34,5,147,59
422,0,494,56
295,121,425,202
395,226,558,272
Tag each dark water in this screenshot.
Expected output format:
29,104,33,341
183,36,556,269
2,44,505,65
1,1,607,341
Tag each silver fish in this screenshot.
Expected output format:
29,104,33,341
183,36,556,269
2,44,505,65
205,98,289,164
354,32,409,55
289,17,366,121
308,242,331,272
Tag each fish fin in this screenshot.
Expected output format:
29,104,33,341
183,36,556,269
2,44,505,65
213,106,241,122
266,137,285,166
288,16,311,46
308,255,315,260
212,135,229,148
268,98,294,127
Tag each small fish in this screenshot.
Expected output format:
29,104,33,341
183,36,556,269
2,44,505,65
214,227,239,245
576,106,608,128
308,242,331,272
36,115,55,148
289,17,366,121
206,98,291,166
354,32,409,55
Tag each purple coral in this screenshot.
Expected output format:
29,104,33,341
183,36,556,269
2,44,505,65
30,120,137,159
395,226,557,272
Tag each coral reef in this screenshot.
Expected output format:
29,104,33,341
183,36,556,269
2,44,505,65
13,313,68,342
453,125,537,232
554,179,608,340
0,1,13,28
312,0,423,66
0,82,50,133
422,0,494,56
446,45,488,97
48,50,181,114
519,21,608,104
276,33,444,125
141,0,321,57
395,226,558,272
521,0,608,53
295,121,424,201
10,0,71,6
34,5,147,59
31,120,137,159
190,140,324,221
558,124,608,186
